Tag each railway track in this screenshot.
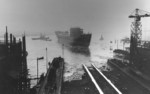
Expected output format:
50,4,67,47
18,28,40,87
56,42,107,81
82,60,150,94
62,61,150,94
106,60,150,94
83,64,122,94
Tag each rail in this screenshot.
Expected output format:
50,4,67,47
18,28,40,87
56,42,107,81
108,60,150,92
83,64,104,94
92,64,122,94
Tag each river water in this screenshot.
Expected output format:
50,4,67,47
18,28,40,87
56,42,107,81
26,33,124,87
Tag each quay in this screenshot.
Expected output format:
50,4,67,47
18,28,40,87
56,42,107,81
108,59,150,92
35,57,64,94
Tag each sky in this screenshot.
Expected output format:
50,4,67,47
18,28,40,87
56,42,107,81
0,0,150,40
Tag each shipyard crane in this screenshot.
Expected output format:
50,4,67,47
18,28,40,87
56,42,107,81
129,8,150,45
129,9,150,68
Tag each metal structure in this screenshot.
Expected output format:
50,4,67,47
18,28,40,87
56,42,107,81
82,64,122,94
129,9,150,66
92,64,122,94
83,64,104,94
129,8,150,45
37,57,44,84
2,26,30,94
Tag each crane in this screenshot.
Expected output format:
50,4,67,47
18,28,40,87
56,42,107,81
129,9,150,68
129,8,150,46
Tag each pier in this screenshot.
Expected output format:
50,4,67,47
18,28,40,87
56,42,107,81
36,57,64,94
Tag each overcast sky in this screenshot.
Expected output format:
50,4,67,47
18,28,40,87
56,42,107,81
0,0,150,40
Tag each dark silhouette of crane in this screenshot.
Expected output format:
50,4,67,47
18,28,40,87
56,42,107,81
129,9,150,68
129,8,150,45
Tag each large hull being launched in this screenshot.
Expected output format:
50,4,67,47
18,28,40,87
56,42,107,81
55,27,92,48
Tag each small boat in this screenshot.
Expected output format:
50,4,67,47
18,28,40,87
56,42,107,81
32,34,51,41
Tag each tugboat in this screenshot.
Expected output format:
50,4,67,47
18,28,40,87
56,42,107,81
32,34,51,41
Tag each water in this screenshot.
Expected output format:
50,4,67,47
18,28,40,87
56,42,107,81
26,33,124,87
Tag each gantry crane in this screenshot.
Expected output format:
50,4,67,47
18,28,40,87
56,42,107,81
129,8,150,45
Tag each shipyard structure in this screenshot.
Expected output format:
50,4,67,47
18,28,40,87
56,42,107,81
55,27,92,48
107,9,150,92
0,27,29,94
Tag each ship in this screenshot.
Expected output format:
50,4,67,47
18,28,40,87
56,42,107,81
55,27,92,48
32,34,51,41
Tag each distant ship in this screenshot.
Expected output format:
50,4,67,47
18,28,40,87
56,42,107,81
32,34,51,41
55,27,92,48
100,35,104,41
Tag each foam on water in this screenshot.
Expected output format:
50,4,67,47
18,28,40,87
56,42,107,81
26,34,125,87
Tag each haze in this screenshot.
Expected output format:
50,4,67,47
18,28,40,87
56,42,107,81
0,0,150,40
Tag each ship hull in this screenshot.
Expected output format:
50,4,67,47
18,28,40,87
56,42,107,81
55,31,91,48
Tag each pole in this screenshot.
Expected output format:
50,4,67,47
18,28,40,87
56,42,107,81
5,26,8,45
117,40,118,49
62,44,64,58
37,58,38,84
46,48,48,71
36,57,44,84
123,42,125,50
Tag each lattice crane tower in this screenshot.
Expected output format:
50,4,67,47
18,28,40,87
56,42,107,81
129,8,150,45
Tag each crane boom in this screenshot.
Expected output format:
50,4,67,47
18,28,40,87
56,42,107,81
129,14,150,18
